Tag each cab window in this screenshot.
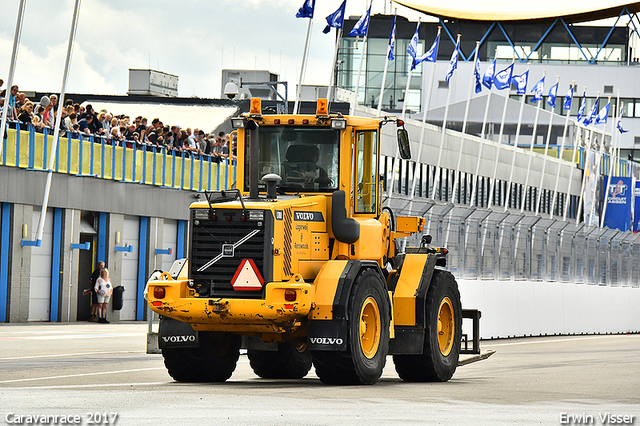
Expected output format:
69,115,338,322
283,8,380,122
355,130,378,214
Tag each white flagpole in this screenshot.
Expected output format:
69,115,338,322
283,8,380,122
576,126,594,225
328,26,344,106
601,93,622,228
535,75,561,215
503,64,531,211
550,81,575,219
565,86,588,222
487,57,516,210
377,8,396,116
351,0,373,115
469,51,497,207
0,0,27,159
520,69,547,213
450,41,480,204
35,0,81,243
431,34,461,200
587,97,611,227
401,18,421,120
294,16,314,114
404,26,441,208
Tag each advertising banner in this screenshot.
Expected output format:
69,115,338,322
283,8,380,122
601,177,632,231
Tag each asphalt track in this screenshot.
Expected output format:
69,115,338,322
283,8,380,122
0,323,638,426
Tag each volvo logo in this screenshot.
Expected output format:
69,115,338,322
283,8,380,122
309,337,344,345
161,335,196,343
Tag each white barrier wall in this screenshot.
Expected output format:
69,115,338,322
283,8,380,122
459,279,640,339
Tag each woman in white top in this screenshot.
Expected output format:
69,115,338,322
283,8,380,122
94,268,113,324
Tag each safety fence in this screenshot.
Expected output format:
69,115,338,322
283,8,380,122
1,123,236,191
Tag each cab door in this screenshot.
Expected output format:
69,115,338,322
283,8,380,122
354,129,379,215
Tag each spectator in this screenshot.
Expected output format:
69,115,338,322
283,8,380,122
94,267,112,324
77,114,94,134
63,112,77,132
0,97,4,117
88,261,105,322
8,85,19,120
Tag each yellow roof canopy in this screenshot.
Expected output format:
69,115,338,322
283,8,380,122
394,0,640,22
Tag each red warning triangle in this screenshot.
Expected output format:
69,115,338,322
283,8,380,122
231,259,265,291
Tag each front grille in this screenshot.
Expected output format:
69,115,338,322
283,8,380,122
190,209,270,299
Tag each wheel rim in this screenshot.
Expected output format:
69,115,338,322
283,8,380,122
437,297,455,356
359,296,381,359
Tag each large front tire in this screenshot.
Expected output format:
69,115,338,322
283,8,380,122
248,341,312,379
162,332,241,382
312,269,390,385
393,270,462,382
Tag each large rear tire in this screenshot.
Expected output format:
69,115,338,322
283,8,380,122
248,341,312,379
393,270,462,382
162,332,241,382
312,269,390,385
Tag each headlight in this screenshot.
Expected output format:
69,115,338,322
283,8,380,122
247,210,264,221
231,118,246,129
331,118,346,129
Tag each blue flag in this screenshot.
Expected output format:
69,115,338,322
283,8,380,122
530,77,545,102
563,87,573,110
387,15,396,60
323,0,346,34
407,23,420,62
547,82,559,108
617,118,629,133
511,70,528,95
577,92,586,121
493,63,513,90
445,41,460,85
347,5,371,37
296,0,315,18
483,59,496,89
474,53,482,94
582,97,599,126
595,102,609,125
413,34,439,69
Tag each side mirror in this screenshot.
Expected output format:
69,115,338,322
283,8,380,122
397,128,411,159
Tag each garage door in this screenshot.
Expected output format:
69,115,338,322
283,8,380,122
119,216,140,320
161,220,177,272
29,208,53,321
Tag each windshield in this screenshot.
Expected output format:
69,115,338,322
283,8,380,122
244,127,340,192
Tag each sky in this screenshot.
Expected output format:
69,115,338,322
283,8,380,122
0,0,425,100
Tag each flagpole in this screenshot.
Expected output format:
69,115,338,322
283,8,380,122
504,64,530,212
0,0,26,160
351,0,373,115
328,27,344,106
431,34,461,201
587,96,610,227
520,69,547,213
601,93,622,228
450,41,480,204
377,9,396,116
487,57,516,210
470,50,497,207
403,26,441,207
294,16,313,114
535,75,561,215
576,125,593,225
565,87,588,222
35,0,81,243
550,81,575,219
401,18,421,120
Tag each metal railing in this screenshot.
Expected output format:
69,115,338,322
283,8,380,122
382,154,640,287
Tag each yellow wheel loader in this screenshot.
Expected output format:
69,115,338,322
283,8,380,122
147,99,488,385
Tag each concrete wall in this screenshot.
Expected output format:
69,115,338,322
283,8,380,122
459,279,640,339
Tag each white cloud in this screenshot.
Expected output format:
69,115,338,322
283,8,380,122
0,0,423,98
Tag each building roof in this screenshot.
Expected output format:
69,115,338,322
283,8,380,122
394,0,640,23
